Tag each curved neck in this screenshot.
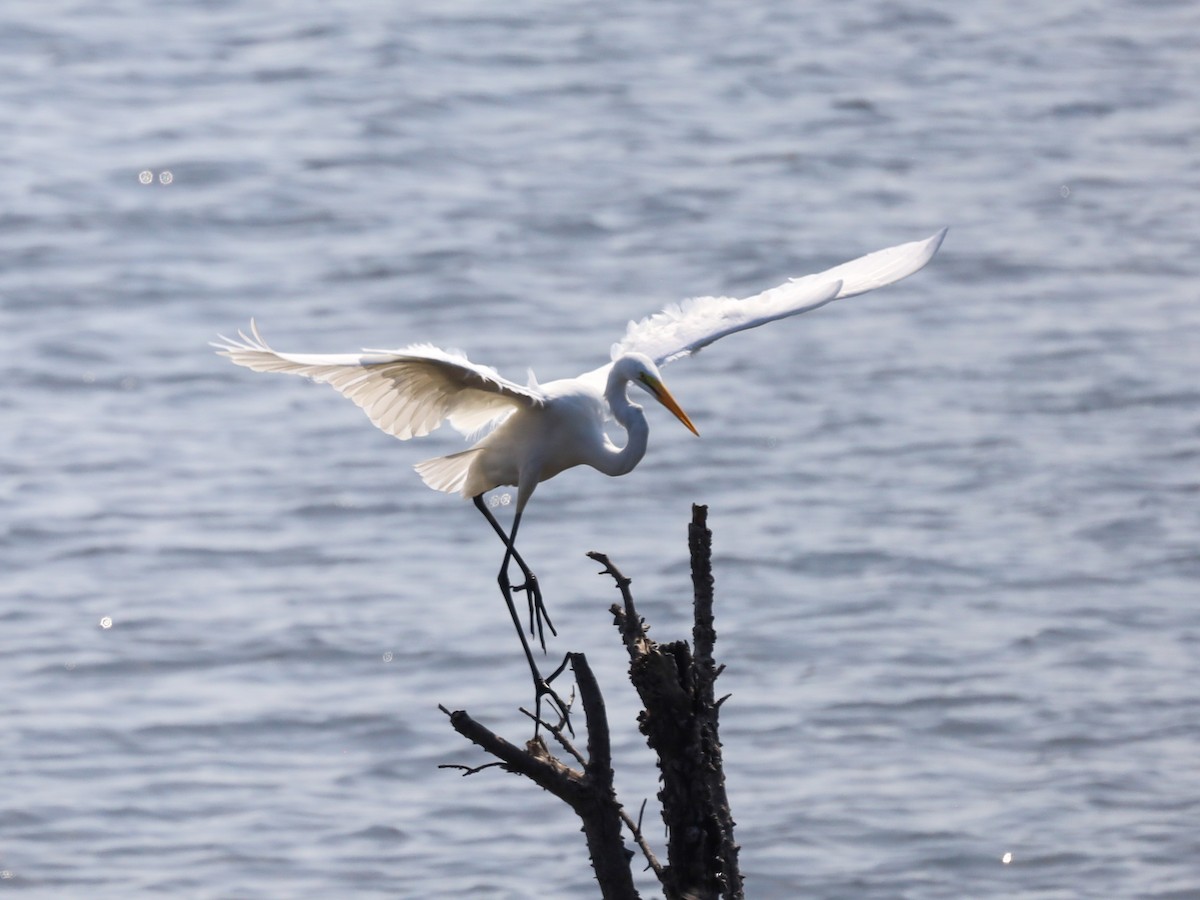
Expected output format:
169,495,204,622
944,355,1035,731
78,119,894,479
591,366,649,477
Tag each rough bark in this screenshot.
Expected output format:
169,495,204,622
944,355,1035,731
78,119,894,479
441,504,741,900
441,652,639,900
600,504,742,900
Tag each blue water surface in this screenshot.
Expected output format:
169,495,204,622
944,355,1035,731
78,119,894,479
2,0,1198,896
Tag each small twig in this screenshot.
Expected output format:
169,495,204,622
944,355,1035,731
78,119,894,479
619,801,665,879
437,761,508,777
590,551,651,657
521,705,587,768
517,706,564,740
586,550,632,591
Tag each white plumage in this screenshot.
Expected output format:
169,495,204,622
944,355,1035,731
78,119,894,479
214,228,946,718
215,227,946,505
609,227,946,365
215,331,542,442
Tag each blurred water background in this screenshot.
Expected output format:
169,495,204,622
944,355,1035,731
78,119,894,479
2,0,1198,896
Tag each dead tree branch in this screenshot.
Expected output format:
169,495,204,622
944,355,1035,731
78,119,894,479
442,504,740,899
440,653,639,899
597,504,743,900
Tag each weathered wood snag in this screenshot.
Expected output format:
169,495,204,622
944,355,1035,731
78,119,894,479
439,651,638,899
441,504,741,900
596,504,742,900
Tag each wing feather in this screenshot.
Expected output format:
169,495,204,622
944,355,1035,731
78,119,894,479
213,322,542,440
614,228,947,365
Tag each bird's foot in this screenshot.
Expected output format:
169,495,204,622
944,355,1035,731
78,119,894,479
531,655,574,736
510,571,556,651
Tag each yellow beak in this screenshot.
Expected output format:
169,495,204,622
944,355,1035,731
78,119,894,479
646,377,699,436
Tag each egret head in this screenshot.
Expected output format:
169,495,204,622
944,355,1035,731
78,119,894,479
620,354,699,436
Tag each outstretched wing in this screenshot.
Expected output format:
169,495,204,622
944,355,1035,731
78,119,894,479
613,228,947,366
213,321,542,440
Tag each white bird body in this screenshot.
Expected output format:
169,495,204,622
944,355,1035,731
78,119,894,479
215,228,947,714
415,375,620,504
217,228,946,515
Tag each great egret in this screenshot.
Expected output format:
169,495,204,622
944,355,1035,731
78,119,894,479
215,228,946,718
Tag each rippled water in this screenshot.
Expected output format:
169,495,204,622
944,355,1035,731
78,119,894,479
3,0,1198,897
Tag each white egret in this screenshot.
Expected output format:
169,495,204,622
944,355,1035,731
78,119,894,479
215,228,946,718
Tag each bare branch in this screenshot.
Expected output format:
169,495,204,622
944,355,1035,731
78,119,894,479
599,504,743,900
442,656,640,899
532,711,588,769
590,551,653,659
437,761,508,777
442,707,584,796
619,803,665,879
442,507,743,899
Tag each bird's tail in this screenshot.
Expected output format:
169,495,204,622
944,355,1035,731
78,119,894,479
414,448,485,498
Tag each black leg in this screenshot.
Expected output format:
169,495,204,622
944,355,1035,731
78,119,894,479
472,497,557,648
505,509,555,648
473,496,571,732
